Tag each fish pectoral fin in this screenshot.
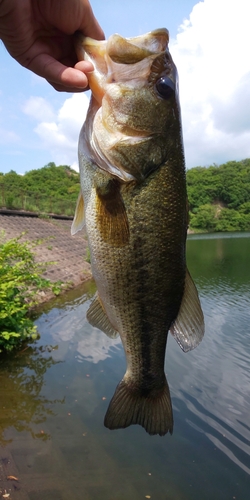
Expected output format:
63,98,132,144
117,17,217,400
71,191,85,235
170,269,205,352
95,179,129,246
87,293,119,339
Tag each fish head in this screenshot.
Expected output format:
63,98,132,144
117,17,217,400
75,29,184,181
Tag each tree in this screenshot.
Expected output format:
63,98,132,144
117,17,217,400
190,204,217,231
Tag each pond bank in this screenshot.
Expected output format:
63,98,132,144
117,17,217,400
0,214,91,304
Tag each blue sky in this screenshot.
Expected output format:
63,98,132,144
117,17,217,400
1,0,250,174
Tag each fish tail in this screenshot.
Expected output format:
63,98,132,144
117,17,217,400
104,377,173,436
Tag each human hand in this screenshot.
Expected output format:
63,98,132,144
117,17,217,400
0,0,104,92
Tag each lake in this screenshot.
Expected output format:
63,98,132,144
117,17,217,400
0,233,250,500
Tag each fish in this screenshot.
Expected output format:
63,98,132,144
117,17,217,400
72,28,204,436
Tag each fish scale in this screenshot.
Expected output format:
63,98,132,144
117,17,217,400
72,28,204,436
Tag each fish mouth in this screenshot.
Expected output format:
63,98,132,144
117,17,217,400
75,29,178,183
74,28,169,104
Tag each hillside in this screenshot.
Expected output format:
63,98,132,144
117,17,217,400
0,162,80,216
1,159,250,232
187,158,250,231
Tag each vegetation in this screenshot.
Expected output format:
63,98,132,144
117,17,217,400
0,162,80,216
0,159,249,350
0,159,250,231
0,232,62,353
187,158,250,232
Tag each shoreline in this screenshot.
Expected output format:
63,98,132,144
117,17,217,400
0,214,92,306
1,213,249,308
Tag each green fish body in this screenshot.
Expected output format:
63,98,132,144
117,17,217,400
72,29,204,436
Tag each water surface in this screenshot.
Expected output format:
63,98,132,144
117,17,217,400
0,233,250,499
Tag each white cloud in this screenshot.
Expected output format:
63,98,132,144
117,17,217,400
70,160,80,172
20,0,250,171
76,327,121,364
22,96,56,121
22,93,89,168
211,73,250,135
170,0,250,168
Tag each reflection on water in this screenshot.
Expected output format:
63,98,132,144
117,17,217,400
0,234,249,499
0,345,64,446
36,280,122,364
183,233,250,477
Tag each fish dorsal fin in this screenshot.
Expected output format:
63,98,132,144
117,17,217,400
95,179,129,246
87,293,119,339
71,191,85,235
170,269,204,352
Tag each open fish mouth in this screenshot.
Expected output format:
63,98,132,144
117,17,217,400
74,28,170,104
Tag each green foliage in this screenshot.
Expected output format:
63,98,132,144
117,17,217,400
1,159,250,232
187,159,250,212
0,162,80,215
215,208,250,232
85,246,91,264
0,233,62,353
190,204,217,231
187,158,250,232
239,201,250,214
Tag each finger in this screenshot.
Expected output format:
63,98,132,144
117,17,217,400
29,53,94,90
74,60,94,72
78,14,105,41
48,81,90,92
49,62,94,91
49,0,105,41
76,1,105,41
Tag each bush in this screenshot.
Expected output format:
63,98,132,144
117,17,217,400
0,233,62,353
215,208,250,232
189,204,217,231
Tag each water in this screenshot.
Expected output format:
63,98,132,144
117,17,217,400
0,233,250,500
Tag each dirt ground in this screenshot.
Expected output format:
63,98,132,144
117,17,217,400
0,213,92,302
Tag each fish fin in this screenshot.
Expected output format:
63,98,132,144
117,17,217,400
95,179,129,246
104,377,173,436
87,293,119,339
71,191,85,235
170,269,204,352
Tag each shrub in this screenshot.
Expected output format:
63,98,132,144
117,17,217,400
189,204,217,231
215,208,250,232
0,233,62,353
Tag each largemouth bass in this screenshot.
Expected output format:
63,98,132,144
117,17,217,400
72,28,204,436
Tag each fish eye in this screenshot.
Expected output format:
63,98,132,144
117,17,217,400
155,76,175,99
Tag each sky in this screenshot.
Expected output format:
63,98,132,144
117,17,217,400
1,0,250,174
